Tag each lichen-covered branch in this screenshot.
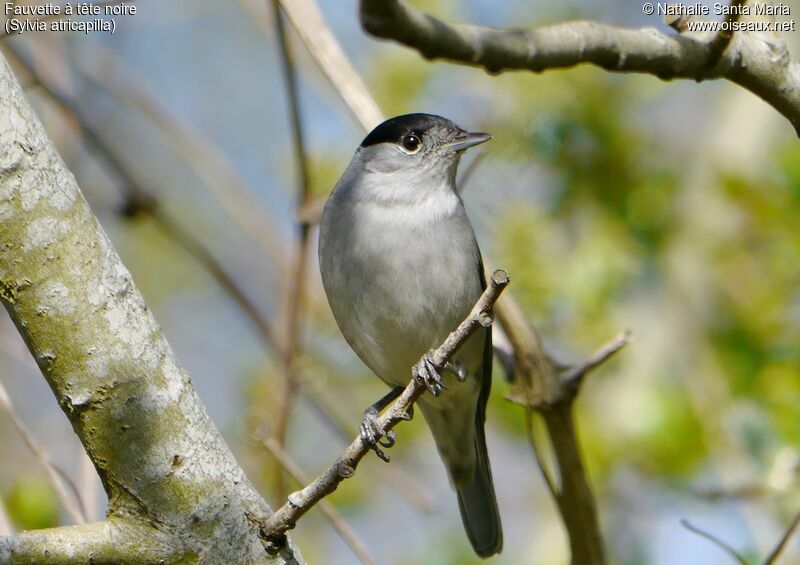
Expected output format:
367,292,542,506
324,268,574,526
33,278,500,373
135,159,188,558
0,520,178,563
359,0,800,135
259,270,509,545
0,52,301,563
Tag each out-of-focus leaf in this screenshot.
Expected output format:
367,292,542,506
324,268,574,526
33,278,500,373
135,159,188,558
5,476,60,530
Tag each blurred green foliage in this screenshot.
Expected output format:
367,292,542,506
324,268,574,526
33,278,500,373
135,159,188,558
5,476,59,531
711,145,800,447
487,71,711,488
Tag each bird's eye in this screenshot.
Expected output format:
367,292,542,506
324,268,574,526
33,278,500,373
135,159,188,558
401,134,421,153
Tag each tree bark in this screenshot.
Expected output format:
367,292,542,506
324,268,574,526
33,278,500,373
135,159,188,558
359,0,800,135
0,53,302,564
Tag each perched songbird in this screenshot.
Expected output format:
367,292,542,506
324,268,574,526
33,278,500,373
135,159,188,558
318,113,502,557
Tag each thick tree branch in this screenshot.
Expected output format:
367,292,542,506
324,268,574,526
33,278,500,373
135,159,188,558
259,270,509,545
0,52,301,563
359,0,800,135
0,521,177,563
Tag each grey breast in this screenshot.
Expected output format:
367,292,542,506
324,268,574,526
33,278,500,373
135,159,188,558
320,196,483,387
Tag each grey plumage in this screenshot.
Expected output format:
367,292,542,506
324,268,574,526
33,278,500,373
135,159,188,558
319,113,502,558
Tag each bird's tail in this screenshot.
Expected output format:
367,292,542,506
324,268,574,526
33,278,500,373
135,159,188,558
456,421,503,558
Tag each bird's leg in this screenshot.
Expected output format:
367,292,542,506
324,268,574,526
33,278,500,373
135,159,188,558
360,386,404,462
413,351,446,396
443,359,468,382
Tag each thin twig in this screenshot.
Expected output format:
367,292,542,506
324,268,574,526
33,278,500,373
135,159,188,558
148,209,361,441
270,0,314,500
680,519,748,565
260,270,509,542
694,484,766,502
456,150,487,194
261,436,378,565
560,331,632,396
764,508,800,565
68,43,290,275
0,377,87,524
275,0,384,131
149,208,280,348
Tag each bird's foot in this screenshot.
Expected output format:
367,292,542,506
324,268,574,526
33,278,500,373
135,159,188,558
444,359,468,382
413,352,445,396
359,406,396,463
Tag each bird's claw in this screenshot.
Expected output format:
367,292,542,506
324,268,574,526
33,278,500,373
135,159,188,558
413,352,445,396
359,407,393,462
379,430,397,448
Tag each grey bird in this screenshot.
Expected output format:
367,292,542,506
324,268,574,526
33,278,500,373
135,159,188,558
318,113,502,558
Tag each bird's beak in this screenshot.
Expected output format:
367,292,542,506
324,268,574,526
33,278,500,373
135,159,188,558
446,131,492,153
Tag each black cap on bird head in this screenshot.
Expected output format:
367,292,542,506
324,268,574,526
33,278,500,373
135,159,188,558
360,113,491,155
